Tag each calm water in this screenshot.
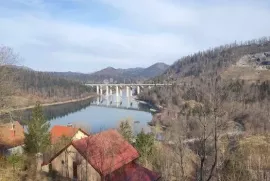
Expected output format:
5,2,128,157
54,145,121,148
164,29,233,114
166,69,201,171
49,92,153,133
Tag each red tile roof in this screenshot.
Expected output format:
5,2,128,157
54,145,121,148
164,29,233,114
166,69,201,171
72,129,139,176
0,121,24,149
105,162,161,181
50,125,81,144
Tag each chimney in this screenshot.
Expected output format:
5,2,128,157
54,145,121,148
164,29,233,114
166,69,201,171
67,123,73,127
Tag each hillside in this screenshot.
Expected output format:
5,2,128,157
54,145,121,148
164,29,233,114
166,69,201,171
136,38,270,180
0,66,93,110
48,62,169,83
140,37,270,129
152,38,270,84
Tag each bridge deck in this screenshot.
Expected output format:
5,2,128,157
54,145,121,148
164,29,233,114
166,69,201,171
85,83,172,86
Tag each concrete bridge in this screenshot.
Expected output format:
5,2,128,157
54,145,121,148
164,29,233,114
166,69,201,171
85,83,171,97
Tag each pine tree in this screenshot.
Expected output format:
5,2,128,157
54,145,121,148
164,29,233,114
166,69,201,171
118,119,133,143
24,102,51,154
135,130,155,160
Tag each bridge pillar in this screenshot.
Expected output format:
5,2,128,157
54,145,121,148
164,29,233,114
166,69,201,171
119,87,123,97
116,86,119,97
126,86,130,97
130,86,133,97
97,96,100,105
96,85,100,95
127,96,130,108
100,86,103,96
137,86,140,94
106,97,109,106
116,96,120,107
106,85,109,97
110,87,113,96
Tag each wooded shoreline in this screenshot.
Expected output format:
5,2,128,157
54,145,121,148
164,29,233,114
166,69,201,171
0,94,96,114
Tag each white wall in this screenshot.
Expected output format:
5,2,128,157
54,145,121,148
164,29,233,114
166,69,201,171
72,130,88,141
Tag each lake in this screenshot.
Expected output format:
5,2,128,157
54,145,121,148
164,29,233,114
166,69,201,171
47,92,153,133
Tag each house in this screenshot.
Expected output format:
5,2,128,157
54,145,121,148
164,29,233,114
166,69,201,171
0,121,25,155
50,125,89,144
42,129,160,181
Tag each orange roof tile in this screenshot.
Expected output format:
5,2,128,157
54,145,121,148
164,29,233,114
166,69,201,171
50,125,80,144
0,121,25,149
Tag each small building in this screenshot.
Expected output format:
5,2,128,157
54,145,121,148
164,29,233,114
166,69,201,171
42,129,160,181
0,121,25,155
50,125,89,144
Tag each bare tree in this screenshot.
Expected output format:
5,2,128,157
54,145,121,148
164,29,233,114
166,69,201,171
0,46,19,111
183,77,227,181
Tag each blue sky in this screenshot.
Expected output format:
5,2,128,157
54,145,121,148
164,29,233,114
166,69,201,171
0,0,270,73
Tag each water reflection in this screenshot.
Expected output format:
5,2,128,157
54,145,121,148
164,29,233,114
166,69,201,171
92,93,152,113
0,98,94,124
1,92,155,134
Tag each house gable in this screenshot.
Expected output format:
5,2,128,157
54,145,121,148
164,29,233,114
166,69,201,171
72,129,88,141
0,121,24,150
49,144,101,181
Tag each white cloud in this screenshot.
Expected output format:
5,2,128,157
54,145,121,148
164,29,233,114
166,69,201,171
0,0,270,72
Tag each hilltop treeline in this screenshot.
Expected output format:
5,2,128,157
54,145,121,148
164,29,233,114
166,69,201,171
151,36,270,83
0,66,94,105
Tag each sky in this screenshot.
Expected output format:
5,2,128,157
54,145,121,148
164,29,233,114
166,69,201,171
0,0,270,73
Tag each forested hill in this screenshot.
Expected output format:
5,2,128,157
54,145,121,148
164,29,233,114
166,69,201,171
140,37,270,129
1,66,93,109
48,62,169,83
152,37,270,83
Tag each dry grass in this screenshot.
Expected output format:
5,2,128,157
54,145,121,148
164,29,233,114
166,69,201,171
237,135,270,170
155,143,199,181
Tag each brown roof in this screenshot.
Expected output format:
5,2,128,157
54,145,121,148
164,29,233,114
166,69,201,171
72,129,139,176
0,121,25,149
105,162,161,181
45,129,139,176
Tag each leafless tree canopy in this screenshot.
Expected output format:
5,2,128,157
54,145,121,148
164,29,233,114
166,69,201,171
0,46,19,110
0,46,18,65
138,37,270,181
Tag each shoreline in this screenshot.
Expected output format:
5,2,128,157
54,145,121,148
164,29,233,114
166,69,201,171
136,97,166,127
0,94,97,114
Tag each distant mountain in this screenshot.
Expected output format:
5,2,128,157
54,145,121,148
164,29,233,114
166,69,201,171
48,71,91,82
88,62,169,83
47,62,169,83
140,63,170,78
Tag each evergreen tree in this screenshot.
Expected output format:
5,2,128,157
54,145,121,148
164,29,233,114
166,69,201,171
135,130,155,160
118,119,133,143
24,102,51,154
